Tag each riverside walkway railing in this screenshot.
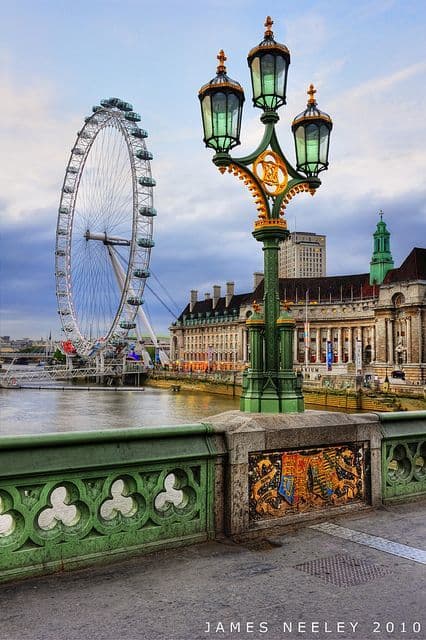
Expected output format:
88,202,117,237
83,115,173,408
0,425,216,582
0,361,146,386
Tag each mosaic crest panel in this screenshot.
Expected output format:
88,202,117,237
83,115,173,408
249,443,367,520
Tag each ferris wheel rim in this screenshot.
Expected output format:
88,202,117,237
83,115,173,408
55,100,155,357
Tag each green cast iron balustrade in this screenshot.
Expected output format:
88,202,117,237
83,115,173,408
380,411,426,501
383,438,425,500
0,425,216,582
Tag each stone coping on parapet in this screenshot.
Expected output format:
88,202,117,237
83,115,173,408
207,409,378,432
206,410,381,462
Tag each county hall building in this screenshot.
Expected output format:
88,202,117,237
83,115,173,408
170,216,426,385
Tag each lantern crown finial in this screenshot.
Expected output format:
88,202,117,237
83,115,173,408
379,209,384,221
217,49,227,74
307,83,317,106
264,16,274,37
247,16,291,111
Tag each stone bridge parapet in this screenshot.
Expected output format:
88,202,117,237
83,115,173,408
0,411,424,582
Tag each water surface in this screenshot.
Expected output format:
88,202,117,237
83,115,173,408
0,386,239,435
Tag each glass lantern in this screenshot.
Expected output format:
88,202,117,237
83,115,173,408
198,50,244,153
247,16,290,111
292,84,333,177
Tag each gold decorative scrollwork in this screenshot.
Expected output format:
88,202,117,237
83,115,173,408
221,163,269,220
279,182,316,216
253,150,288,196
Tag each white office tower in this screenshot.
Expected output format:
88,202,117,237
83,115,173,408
279,231,326,278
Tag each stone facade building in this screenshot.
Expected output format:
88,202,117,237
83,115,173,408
278,231,326,278
170,218,425,384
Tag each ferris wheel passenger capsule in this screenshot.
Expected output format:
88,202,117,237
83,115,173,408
131,127,148,139
137,237,155,248
136,149,153,160
120,321,137,330
125,111,141,122
101,97,120,108
127,296,144,306
139,176,156,187
133,269,150,278
139,206,157,217
116,100,133,112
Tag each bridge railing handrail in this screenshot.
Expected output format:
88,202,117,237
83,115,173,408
1,362,148,382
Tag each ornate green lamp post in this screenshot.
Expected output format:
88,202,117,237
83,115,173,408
198,17,333,413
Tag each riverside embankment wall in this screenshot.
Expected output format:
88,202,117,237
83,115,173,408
147,373,417,412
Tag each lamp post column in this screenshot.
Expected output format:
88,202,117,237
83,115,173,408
242,308,265,412
278,310,304,412
262,237,281,372
252,226,288,412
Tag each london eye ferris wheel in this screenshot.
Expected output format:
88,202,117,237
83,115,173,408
55,98,156,357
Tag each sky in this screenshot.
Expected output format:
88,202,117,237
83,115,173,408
0,0,425,340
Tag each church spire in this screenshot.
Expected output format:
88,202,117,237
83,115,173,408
369,210,394,284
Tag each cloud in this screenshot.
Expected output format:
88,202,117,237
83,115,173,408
285,12,328,56
324,62,426,200
1,2,425,340
0,72,80,226
337,62,426,102
0,220,58,337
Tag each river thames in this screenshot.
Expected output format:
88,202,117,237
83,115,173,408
0,385,240,435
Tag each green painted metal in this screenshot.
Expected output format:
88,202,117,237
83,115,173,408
0,424,216,582
379,412,426,501
201,25,331,413
369,211,394,285
277,310,304,412
226,118,313,413
240,310,265,412
377,410,426,426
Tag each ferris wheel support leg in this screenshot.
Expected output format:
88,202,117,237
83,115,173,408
66,355,73,371
107,245,164,364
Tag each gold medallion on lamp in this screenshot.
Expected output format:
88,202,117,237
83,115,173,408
253,150,288,196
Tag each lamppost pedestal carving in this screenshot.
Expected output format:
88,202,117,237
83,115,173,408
199,17,333,413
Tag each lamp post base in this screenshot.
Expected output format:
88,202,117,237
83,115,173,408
240,371,305,413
